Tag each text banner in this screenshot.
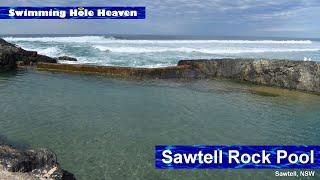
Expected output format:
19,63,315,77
156,145,320,169
0,7,146,19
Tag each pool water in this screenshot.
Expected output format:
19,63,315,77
0,70,319,179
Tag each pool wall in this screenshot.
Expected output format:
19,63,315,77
37,59,320,93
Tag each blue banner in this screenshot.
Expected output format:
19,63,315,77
0,7,145,19
155,145,320,169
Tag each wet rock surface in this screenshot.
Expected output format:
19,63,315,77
0,144,76,180
57,56,77,61
0,38,57,71
37,62,191,79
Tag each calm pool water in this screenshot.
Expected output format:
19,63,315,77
0,70,320,179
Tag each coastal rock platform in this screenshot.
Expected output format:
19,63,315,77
179,59,320,93
0,38,57,71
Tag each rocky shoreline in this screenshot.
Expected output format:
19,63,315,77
0,38,57,71
1,37,319,93
178,59,320,93
0,143,76,180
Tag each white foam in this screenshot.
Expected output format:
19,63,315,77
58,60,79,64
103,39,313,44
94,46,320,54
137,63,176,68
3,36,113,43
37,47,61,57
3,36,312,44
19,46,62,57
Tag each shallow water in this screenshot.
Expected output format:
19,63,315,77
0,70,320,179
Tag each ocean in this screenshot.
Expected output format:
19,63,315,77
3,35,320,67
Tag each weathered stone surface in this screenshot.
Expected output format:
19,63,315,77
178,59,320,93
0,144,76,180
0,38,57,71
57,56,77,61
0,39,18,71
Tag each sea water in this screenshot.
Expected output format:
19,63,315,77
0,70,320,179
3,35,320,67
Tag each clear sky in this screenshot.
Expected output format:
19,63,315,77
0,0,319,38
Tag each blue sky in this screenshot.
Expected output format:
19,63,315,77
0,0,319,38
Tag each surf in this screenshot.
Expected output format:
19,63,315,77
3,36,320,68
3,36,313,44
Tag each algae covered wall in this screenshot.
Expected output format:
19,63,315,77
38,59,320,93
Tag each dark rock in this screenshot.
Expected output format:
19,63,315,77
0,38,57,70
0,38,16,47
35,54,58,64
57,56,77,61
62,170,77,180
0,53,17,71
0,144,76,180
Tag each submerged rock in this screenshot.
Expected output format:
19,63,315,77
57,56,77,61
0,144,76,180
0,38,57,71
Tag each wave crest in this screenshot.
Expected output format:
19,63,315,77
94,46,320,54
3,36,313,44
3,36,115,43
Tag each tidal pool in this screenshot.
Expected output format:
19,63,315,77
0,70,319,180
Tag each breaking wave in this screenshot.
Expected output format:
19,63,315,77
3,36,313,44
94,46,320,54
21,46,62,57
3,36,320,67
37,47,61,57
3,36,115,43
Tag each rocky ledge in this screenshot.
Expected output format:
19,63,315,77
0,38,57,71
38,59,320,94
178,59,320,93
0,144,76,180
57,56,77,62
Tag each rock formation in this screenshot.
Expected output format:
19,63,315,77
178,59,320,93
0,38,57,71
0,144,76,180
57,56,77,61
